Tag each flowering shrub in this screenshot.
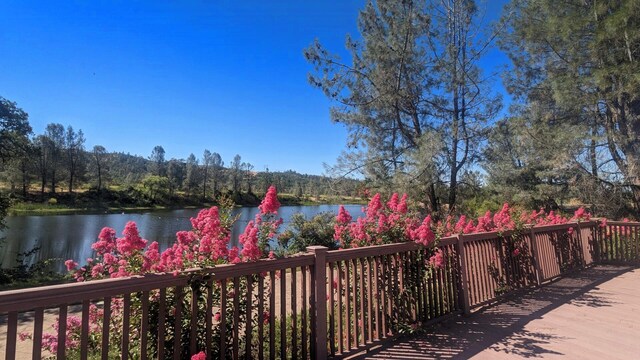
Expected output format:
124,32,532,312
333,193,418,248
24,187,602,358
28,189,283,359
239,185,283,261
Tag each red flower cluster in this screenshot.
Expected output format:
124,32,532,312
259,185,281,214
240,185,283,261
333,193,414,248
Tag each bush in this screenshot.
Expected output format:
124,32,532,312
276,212,338,255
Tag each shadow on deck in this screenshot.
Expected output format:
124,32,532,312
349,265,640,360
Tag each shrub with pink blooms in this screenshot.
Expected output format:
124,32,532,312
334,193,417,248
24,186,603,358
25,191,284,359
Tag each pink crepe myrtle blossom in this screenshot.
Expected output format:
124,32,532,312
429,249,445,269
65,259,78,271
411,216,435,246
259,185,281,214
191,352,206,360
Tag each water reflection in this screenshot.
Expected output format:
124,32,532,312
0,205,364,272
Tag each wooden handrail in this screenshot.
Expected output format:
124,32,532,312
1,218,637,360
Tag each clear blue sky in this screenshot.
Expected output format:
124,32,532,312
0,0,509,175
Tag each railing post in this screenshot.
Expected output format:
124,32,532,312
307,246,328,360
455,235,471,315
528,225,543,286
575,221,586,266
593,220,601,263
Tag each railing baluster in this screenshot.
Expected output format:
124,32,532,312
6,311,17,360
352,257,359,347
157,290,166,360
190,284,199,356
205,281,213,359
366,257,373,343
280,270,286,360
337,261,343,354
269,271,276,360
173,286,184,360
246,275,253,359
301,266,308,360
141,291,149,360
81,300,89,360
258,275,265,360
57,305,67,360
32,308,44,360
220,280,227,359
102,297,111,360
345,259,351,350
122,294,131,360
328,263,335,356
291,266,297,360
233,278,240,360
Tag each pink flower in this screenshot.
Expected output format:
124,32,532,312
411,216,435,246
336,205,352,224
239,221,261,261
366,193,383,219
386,193,399,211
259,186,281,214
93,227,117,255
64,259,78,271
191,351,206,360
18,332,31,341
228,247,241,264
213,312,221,321
512,248,520,256
91,263,104,278
397,194,408,214
116,222,147,256
429,249,445,268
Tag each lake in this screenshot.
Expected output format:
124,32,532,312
0,204,364,272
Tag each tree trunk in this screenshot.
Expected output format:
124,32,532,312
202,167,208,199
97,165,102,191
21,161,28,198
50,170,56,194
69,171,74,193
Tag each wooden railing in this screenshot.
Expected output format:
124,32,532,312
1,220,638,359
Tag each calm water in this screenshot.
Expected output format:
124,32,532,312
0,205,364,272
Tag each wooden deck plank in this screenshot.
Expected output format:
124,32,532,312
349,265,640,360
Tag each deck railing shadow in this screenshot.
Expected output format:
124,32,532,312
352,265,634,359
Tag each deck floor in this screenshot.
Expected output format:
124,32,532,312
352,265,640,360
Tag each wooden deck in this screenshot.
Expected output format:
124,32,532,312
351,265,640,360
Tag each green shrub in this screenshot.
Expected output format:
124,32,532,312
277,212,338,255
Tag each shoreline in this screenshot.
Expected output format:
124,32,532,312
8,199,367,216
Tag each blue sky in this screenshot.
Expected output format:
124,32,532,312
0,0,509,175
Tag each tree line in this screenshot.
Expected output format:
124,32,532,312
305,0,640,219
0,97,361,210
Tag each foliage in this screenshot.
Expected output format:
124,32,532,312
304,0,501,213
0,245,65,290
0,96,32,162
277,212,338,255
499,0,640,215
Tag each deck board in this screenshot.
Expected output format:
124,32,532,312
351,265,640,360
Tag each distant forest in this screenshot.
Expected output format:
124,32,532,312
0,101,362,211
